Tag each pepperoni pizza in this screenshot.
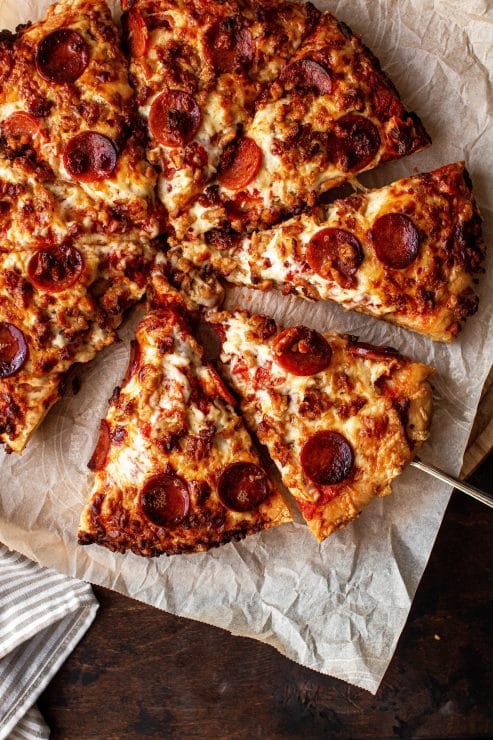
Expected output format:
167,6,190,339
78,278,291,556
208,309,434,541
170,162,484,341
125,0,319,235
124,0,429,241
0,0,158,239
0,0,158,452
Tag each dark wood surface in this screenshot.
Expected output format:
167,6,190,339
39,456,493,739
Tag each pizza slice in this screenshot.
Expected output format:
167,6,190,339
208,309,434,542
78,283,291,556
0,0,158,239
124,0,319,228
170,162,485,341
0,233,154,452
171,5,430,239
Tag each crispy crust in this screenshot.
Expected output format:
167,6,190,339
208,309,435,542
173,162,485,340
78,289,291,556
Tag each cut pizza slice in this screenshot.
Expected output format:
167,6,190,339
78,285,291,556
208,309,434,542
171,6,430,239
0,0,158,239
171,162,485,341
124,0,319,228
0,233,155,452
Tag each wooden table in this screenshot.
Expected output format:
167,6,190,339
38,456,493,739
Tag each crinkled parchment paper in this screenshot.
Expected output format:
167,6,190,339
0,0,492,693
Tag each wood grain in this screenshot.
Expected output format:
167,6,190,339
38,455,493,739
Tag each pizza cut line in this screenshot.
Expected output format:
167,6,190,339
78,275,292,556
169,162,485,341
207,309,435,541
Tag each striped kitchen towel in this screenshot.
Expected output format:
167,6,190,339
0,544,98,739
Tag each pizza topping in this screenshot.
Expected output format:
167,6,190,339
88,420,110,471
127,8,147,58
28,244,83,292
335,114,380,171
206,18,254,74
348,341,401,361
218,462,270,512
272,326,332,376
0,322,28,378
280,59,332,95
149,90,201,147
301,431,354,486
35,29,89,84
218,137,262,190
140,473,190,526
306,228,364,286
2,112,40,140
371,213,420,269
63,132,117,182
123,340,140,386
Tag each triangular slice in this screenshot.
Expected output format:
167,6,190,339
170,162,484,340
208,309,434,542
0,0,158,239
124,0,319,230
171,7,429,238
78,284,291,556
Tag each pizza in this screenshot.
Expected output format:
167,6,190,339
169,162,485,341
124,0,430,241
0,233,155,452
124,0,319,234
78,276,291,556
0,0,158,452
208,309,434,541
0,0,158,240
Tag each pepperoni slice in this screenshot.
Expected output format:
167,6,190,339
88,419,110,471
36,29,89,84
63,132,117,182
300,431,354,486
272,326,332,376
218,137,262,191
123,340,140,386
348,341,401,361
0,322,28,378
218,462,270,512
280,59,332,95
140,473,190,526
2,112,40,140
370,213,420,269
335,114,380,172
127,8,147,58
306,228,364,287
149,90,201,147
206,18,254,74
28,244,83,292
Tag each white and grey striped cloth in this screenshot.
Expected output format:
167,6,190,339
0,544,98,739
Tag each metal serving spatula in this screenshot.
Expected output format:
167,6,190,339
411,459,493,509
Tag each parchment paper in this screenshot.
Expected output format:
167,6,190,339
0,0,492,694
